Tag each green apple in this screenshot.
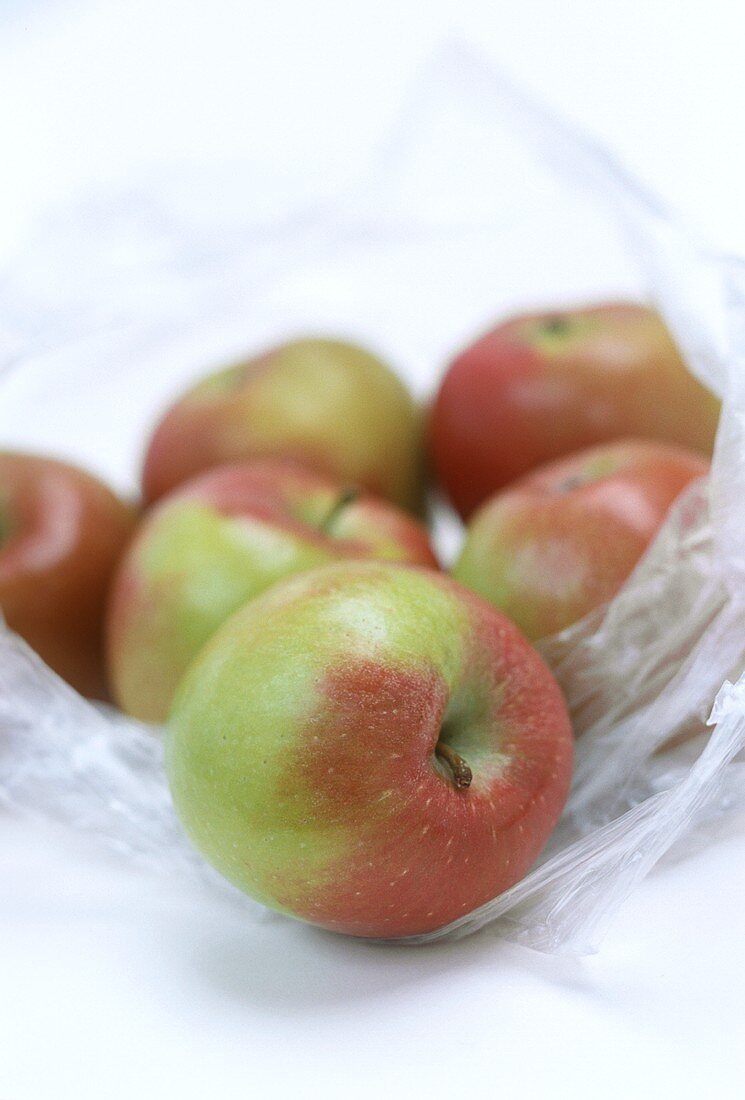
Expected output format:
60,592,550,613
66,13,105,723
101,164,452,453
107,460,438,722
142,337,424,511
166,561,573,938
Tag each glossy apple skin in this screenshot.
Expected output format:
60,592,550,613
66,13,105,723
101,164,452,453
453,440,708,641
430,303,720,518
0,452,136,698
166,561,573,939
142,338,424,512
108,460,438,723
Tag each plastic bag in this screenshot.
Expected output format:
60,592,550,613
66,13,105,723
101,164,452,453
1,43,744,954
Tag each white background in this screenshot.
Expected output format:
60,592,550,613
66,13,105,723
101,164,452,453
2,2,745,1097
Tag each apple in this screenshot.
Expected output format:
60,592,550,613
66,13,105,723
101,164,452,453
165,560,573,938
0,451,136,698
107,460,438,722
429,302,720,518
453,439,708,641
142,337,424,512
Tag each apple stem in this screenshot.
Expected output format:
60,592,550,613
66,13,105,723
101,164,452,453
554,474,586,494
542,314,571,336
319,487,359,534
435,742,472,790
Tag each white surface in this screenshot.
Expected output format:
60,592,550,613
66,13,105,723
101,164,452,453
2,3,745,1098
2,817,744,1099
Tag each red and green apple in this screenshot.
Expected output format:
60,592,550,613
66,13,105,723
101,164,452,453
453,439,708,641
142,337,424,512
0,451,136,698
166,560,574,938
107,460,438,722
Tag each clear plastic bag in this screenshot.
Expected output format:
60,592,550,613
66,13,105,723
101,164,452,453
1,43,744,953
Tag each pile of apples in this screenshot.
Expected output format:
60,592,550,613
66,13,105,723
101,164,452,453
0,303,718,938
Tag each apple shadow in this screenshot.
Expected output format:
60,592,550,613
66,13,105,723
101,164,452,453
184,907,595,1015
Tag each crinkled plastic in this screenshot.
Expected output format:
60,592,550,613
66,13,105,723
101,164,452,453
1,43,744,953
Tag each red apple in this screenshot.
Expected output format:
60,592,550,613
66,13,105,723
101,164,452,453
108,460,438,722
142,337,424,511
166,560,574,938
430,302,720,518
0,452,136,698
453,439,708,641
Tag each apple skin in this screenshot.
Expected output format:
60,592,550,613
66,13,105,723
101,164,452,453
141,337,424,512
166,560,573,939
453,439,708,642
0,452,136,698
107,460,438,723
429,302,720,518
